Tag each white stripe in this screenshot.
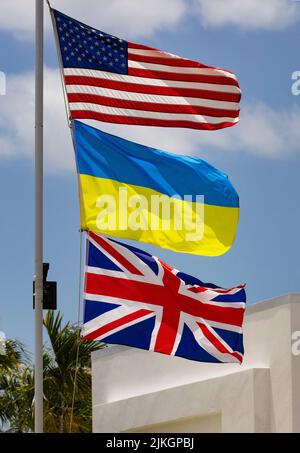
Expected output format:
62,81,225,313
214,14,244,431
88,234,130,275
128,60,237,80
185,317,241,363
69,102,239,124
105,237,163,282
85,265,163,285
170,313,185,356
63,68,241,94
83,308,155,340
67,84,239,111
92,312,154,341
179,286,245,309
195,318,243,334
83,304,133,334
84,293,161,314
128,48,181,59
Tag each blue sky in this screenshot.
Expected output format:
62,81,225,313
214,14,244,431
1,0,300,352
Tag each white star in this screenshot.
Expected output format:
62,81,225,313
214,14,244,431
78,57,82,61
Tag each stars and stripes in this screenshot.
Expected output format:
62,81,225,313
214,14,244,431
52,9,241,131
83,233,246,363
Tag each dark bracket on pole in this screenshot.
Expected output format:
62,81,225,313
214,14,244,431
33,263,57,310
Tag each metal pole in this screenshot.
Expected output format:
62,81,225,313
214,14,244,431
34,0,44,434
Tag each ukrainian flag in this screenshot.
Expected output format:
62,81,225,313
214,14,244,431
73,121,239,256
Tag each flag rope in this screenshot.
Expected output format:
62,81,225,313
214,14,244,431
69,230,84,433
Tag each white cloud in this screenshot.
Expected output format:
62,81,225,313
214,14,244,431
1,0,299,40
0,68,299,174
0,0,187,40
194,0,300,30
0,68,74,171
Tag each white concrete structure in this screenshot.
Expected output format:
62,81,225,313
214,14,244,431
92,293,300,433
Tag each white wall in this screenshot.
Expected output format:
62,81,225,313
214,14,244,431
92,293,300,433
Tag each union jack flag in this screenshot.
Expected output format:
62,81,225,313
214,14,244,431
83,232,246,363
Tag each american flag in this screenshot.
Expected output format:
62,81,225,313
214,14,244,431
52,9,241,131
83,233,246,363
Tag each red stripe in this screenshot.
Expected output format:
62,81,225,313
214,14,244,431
65,75,241,103
85,274,245,326
129,52,214,69
71,110,238,131
128,41,156,51
68,93,239,118
89,232,143,276
128,43,236,74
128,67,240,87
83,309,152,340
189,286,244,295
197,322,243,363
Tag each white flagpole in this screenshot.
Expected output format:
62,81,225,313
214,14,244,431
34,0,44,433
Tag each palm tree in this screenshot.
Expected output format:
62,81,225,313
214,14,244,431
43,310,104,432
0,339,29,371
0,311,104,433
0,339,32,432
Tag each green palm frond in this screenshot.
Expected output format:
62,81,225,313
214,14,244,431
1,310,105,433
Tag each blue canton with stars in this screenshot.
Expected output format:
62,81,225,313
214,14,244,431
53,9,128,74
